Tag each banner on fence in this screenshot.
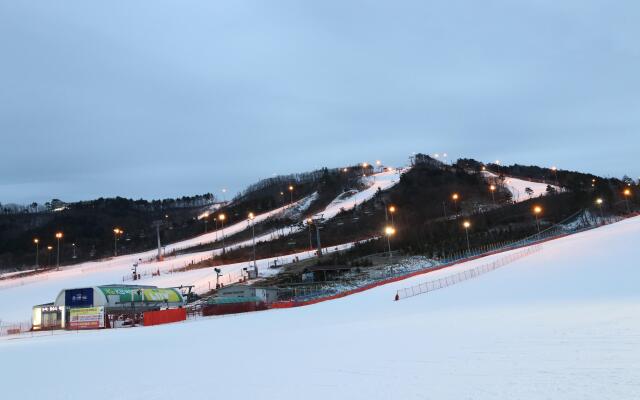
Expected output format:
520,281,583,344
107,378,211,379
69,306,105,329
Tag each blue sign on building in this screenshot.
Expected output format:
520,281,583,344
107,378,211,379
65,288,93,308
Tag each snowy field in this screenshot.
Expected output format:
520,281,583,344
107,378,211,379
2,216,639,399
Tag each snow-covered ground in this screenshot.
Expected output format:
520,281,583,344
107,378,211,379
312,168,403,221
482,171,559,202
2,216,639,399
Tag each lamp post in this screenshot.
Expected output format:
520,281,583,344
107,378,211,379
533,206,542,236
288,185,294,207
55,232,63,269
362,162,369,177
33,238,39,267
463,221,471,255
47,245,53,266
489,185,496,204
623,188,632,213
452,193,460,217
596,198,604,222
248,212,257,272
72,243,77,259
219,213,226,255
113,228,123,256
388,205,396,226
551,166,558,185
385,226,395,260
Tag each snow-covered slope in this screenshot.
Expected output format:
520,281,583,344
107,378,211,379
3,216,639,399
165,192,316,253
313,168,403,220
482,171,559,202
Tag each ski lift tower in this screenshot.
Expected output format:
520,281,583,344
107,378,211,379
152,220,165,261
311,215,324,257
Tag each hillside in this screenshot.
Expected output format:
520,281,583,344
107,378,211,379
2,215,639,399
0,166,367,271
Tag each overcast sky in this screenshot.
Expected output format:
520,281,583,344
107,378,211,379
1,1,638,204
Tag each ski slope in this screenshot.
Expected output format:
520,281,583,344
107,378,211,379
312,168,403,221
164,192,316,253
482,171,559,202
2,216,639,400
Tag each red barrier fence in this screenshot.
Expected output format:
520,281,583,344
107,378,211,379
143,308,187,326
202,302,267,316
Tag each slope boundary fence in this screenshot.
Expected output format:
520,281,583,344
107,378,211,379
395,245,542,300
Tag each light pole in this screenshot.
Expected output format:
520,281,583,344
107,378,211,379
596,198,604,222
452,193,460,217
219,213,226,255
248,212,257,272
385,226,395,260
288,185,294,207
113,228,123,256
55,232,63,270
72,243,77,259
463,221,471,255
551,166,558,185
33,238,39,267
47,245,53,266
388,205,396,226
623,188,632,213
203,212,209,233
489,185,496,204
533,206,542,236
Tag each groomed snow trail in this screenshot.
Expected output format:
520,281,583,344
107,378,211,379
482,170,559,202
2,217,640,400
